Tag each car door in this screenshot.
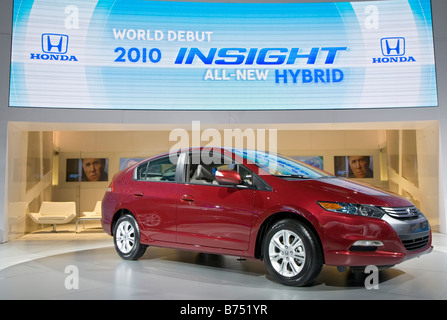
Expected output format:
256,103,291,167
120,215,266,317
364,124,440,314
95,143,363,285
176,151,256,251
129,154,182,243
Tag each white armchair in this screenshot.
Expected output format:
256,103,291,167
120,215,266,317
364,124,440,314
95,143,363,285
29,201,77,232
82,201,102,218
76,201,102,232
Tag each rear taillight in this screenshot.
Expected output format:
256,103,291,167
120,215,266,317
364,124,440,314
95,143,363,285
106,180,114,193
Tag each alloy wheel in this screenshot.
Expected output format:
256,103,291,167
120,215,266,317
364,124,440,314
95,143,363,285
268,229,306,277
115,220,135,254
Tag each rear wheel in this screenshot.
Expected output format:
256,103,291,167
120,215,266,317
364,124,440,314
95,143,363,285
114,214,147,260
263,219,323,286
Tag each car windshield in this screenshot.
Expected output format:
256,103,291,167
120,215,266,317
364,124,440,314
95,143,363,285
232,149,333,179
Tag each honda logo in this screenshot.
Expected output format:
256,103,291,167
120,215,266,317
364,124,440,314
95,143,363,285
41,33,69,54
381,37,405,56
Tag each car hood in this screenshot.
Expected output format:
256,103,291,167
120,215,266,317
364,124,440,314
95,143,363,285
290,177,413,207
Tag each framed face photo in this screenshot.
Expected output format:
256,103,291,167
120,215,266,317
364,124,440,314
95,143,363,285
334,156,373,178
66,158,109,182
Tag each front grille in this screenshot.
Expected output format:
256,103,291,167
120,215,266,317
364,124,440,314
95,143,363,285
382,206,422,220
399,232,430,251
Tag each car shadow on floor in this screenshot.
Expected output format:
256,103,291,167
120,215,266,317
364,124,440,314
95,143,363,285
139,247,408,289
313,265,407,288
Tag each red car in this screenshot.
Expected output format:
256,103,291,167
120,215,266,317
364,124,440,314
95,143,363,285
102,148,432,286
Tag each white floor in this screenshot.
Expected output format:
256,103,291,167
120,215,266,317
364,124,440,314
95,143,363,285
1,224,447,300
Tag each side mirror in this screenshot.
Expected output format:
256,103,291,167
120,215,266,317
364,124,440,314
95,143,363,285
215,170,242,186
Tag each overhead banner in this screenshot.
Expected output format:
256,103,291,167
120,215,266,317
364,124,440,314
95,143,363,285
10,0,437,110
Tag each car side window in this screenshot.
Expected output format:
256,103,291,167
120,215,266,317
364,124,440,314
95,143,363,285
135,156,177,182
237,165,254,187
135,161,149,180
187,153,253,187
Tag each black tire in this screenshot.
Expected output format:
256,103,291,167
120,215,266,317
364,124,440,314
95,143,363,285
113,214,147,260
262,219,323,286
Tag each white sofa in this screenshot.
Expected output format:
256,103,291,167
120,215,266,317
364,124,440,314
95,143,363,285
29,201,76,232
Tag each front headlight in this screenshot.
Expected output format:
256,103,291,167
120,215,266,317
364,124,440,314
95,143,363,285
317,201,384,218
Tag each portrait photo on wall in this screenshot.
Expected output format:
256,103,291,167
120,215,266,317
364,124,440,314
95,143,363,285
66,158,109,182
120,158,145,171
291,156,324,170
334,156,373,179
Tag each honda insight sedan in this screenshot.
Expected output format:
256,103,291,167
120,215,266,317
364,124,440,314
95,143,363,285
102,148,432,286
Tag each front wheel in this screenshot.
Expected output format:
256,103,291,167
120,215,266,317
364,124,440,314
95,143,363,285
114,214,147,260
263,219,323,286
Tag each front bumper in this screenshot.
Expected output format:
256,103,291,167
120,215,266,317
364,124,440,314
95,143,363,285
319,209,433,267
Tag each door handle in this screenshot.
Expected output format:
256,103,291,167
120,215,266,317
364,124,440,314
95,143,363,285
181,194,194,202
133,191,144,197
